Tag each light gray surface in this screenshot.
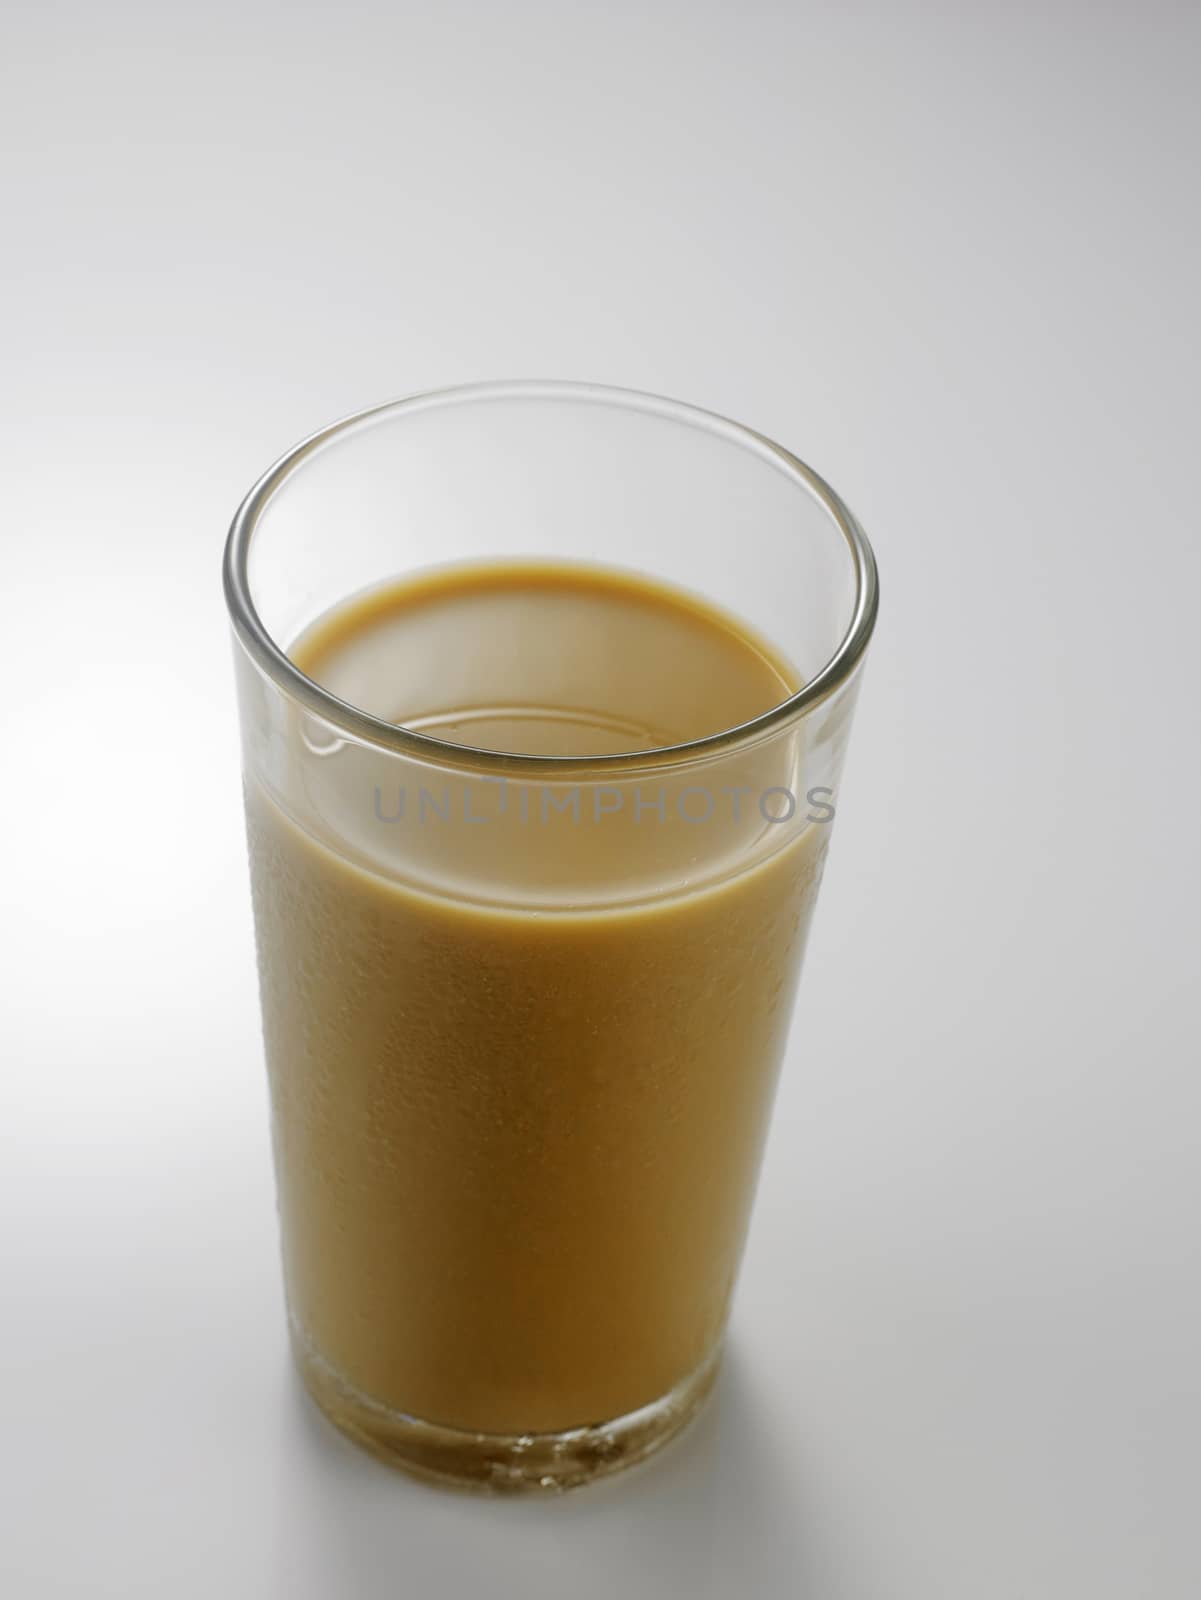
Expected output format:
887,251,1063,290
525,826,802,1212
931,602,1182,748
2,4,1199,1596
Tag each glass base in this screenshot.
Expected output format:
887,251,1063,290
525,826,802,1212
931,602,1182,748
292,1324,722,1493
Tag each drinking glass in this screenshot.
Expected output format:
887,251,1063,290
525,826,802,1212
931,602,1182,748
223,381,878,1490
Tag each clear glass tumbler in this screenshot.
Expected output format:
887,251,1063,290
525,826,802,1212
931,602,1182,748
223,381,878,1491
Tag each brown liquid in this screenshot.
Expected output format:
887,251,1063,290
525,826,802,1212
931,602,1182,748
246,562,826,1437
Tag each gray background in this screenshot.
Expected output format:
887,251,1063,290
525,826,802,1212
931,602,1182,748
2,3,1198,1596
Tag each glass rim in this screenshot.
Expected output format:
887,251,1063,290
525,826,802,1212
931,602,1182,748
222,379,879,776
